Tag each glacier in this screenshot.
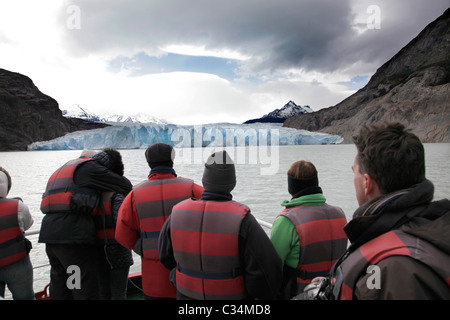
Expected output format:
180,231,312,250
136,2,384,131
27,123,343,151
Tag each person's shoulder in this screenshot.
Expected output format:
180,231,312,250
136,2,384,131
176,175,194,182
356,255,450,299
231,200,251,212
428,198,450,211
74,157,99,172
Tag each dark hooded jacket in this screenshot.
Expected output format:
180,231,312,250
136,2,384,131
342,179,450,299
39,156,132,245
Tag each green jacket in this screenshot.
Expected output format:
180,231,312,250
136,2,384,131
270,193,326,269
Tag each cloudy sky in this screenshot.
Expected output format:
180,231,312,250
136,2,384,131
1,1,448,124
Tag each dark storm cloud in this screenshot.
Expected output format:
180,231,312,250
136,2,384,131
59,0,450,77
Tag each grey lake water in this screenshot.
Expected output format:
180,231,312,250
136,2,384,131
1,143,449,297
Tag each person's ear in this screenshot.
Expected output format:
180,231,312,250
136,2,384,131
364,173,382,199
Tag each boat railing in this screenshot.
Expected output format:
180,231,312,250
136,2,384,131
255,218,273,230
24,229,40,236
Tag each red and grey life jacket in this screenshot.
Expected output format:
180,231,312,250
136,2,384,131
279,204,348,294
170,199,249,300
40,157,98,214
333,229,450,300
0,199,28,268
134,176,195,260
134,176,195,298
92,191,116,243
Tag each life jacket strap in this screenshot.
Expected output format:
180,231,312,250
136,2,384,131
140,231,161,239
0,235,24,248
177,265,242,280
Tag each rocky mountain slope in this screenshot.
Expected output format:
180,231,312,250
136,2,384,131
244,100,313,124
284,8,450,143
0,69,108,151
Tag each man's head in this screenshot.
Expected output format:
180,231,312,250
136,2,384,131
145,143,175,169
352,122,425,205
287,160,319,197
0,166,12,197
93,148,125,176
202,150,236,195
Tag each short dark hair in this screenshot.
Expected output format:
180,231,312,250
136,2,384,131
352,122,425,194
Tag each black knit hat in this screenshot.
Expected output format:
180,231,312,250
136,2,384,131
202,151,236,194
287,173,319,197
145,143,175,168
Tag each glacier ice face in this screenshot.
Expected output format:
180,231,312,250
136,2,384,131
27,123,343,151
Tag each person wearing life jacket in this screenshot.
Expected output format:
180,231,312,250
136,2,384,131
115,143,203,300
0,166,34,300
90,150,133,300
270,160,348,299
316,122,450,300
158,151,283,300
39,150,132,300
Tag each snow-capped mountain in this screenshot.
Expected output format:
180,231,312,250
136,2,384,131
99,112,170,124
62,104,170,125
62,104,101,122
244,100,313,124
263,100,313,118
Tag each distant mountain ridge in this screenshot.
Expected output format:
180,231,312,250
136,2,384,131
244,100,312,124
63,104,170,125
283,8,450,143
